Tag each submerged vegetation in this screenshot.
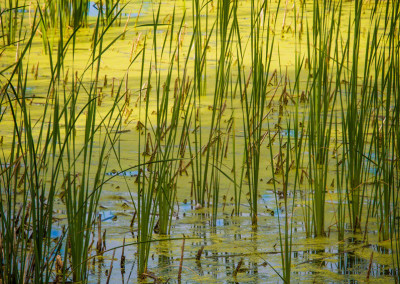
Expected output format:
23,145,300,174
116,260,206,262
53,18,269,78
0,0,399,282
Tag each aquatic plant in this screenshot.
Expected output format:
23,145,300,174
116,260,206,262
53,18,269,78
268,117,304,283
305,0,340,236
1,0,400,282
241,0,275,226
63,5,127,281
0,0,26,46
0,19,54,283
0,3,130,282
148,6,185,236
188,0,213,209
341,0,376,233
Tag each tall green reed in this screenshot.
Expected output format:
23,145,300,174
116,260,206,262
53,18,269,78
208,0,236,225
62,4,129,281
136,6,168,275
148,6,187,236
341,0,377,233
305,0,343,236
391,2,400,275
268,117,303,283
371,0,400,247
335,115,346,241
0,13,63,283
136,53,155,276
241,0,275,226
0,0,26,46
188,0,215,209
0,3,128,282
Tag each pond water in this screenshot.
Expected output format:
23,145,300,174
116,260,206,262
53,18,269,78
0,0,399,283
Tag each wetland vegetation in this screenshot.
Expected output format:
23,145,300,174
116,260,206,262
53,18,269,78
0,0,400,282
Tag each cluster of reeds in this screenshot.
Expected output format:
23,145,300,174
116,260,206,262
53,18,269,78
0,3,129,282
303,0,400,278
270,0,400,281
369,0,400,272
41,0,121,28
136,5,188,276
240,0,275,226
299,0,347,238
0,0,26,46
268,117,304,283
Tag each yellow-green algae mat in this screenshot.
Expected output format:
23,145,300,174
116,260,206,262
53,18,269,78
0,0,398,282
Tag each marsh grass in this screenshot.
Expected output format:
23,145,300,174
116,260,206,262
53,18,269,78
135,5,193,275
305,0,343,237
0,0,26,46
2,0,400,282
268,117,303,283
392,3,400,270
62,4,128,281
188,0,235,217
0,2,131,282
207,0,236,226
241,0,276,226
146,5,188,236
0,15,57,283
341,0,374,232
188,0,213,209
